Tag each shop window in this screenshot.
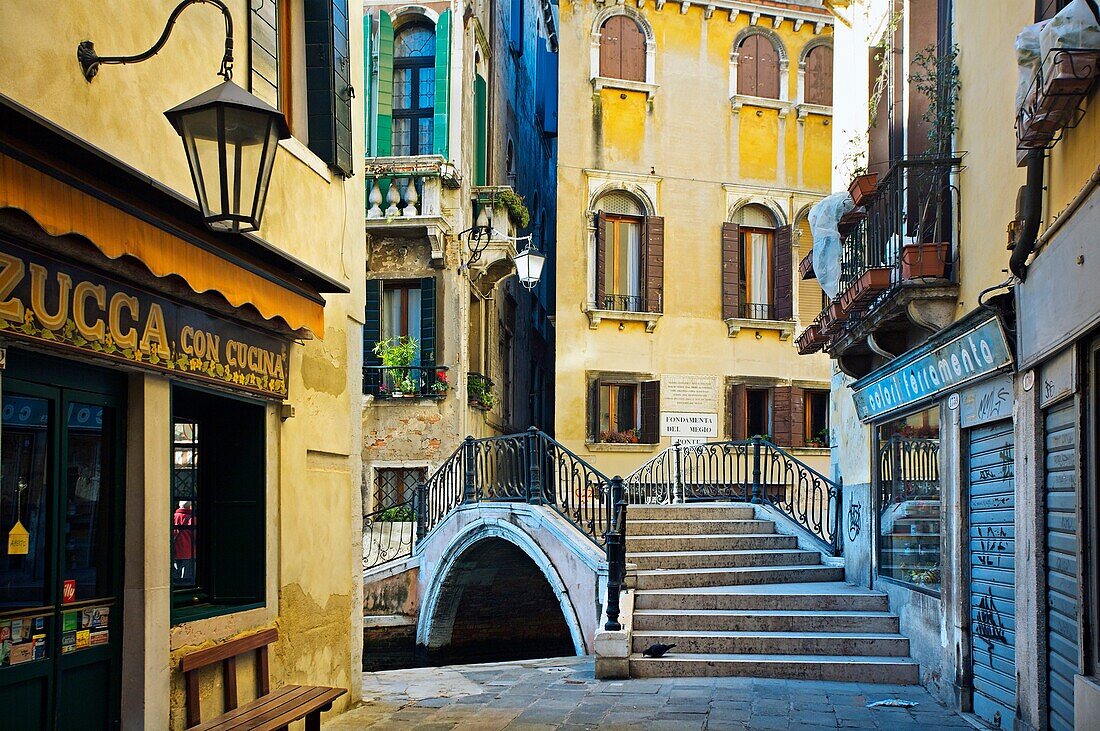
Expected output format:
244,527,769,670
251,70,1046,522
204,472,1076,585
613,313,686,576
737,34,781,99
599,15,646,82
392,23,436,156
804,44,833,106
373,467,426,511
171,386,265,622
588,376,659,444
877,408,941,593
805,390,830,446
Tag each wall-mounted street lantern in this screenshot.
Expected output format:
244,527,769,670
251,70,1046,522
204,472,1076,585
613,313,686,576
77,0,289,233
513,242,546,291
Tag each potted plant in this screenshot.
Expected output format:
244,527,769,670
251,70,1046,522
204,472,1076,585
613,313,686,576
901,242,950,279
373,336,419,397
847,172,879,207
599,429,641,444
430,370,449,397
468,376,496,410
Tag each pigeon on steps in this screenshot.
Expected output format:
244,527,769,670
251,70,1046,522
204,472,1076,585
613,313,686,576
642,643,676,658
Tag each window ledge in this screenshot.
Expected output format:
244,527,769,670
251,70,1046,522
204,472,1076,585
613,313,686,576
586,306,662,332
730,95,791,117
593,76,659,104
365,394,447,406
725,317,794,340
279,137,332,183
585,442,659,452
786,446,830,457
795,102,833,120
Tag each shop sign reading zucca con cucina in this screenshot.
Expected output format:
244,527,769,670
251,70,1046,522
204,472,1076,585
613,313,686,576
0,243,290,399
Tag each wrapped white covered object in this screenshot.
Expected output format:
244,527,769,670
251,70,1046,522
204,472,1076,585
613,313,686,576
1016,21,1048,110
1039,0,1100,67
808,192,854,301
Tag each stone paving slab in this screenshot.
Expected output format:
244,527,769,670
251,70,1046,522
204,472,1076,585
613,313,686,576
324,655,972,730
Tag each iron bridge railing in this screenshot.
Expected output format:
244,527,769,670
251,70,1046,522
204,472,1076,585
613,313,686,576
623,437,842,556
362,428,631,631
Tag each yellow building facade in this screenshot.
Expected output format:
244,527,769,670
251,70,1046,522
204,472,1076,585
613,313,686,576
0,1,364,727
554,0,835,476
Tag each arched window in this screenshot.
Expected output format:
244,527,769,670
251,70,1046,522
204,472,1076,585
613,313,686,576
599,16,646,82
596,192,645,311
737,35,781,99
393,23,436,155
736,205,777,319
805,44,833,106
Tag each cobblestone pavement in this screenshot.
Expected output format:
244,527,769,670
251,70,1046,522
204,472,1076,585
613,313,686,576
325,656,974,730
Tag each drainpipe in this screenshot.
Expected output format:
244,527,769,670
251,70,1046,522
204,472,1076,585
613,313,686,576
1008,150,1045,281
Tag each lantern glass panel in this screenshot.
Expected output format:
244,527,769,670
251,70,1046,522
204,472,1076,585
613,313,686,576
178,107,222,220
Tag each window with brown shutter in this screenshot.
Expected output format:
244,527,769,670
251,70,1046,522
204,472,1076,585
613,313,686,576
721,223,741,320
772,385,804,447
805,45,833,106
774,225,793,320
600,16,646,82
640,380,660,444
746,388,771,438
737,34,781,99
587,375,660,444
805,390,830,446
644,216,664,314
728,384,747,440
740,228,774,320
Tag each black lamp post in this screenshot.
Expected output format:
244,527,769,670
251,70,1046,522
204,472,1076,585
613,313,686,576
78,0,290,233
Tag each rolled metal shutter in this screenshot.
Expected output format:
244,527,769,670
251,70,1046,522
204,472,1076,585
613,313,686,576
967,418,1016,729
1045,400,1078,731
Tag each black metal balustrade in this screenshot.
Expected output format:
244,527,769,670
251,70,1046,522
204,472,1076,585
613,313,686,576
740,302,777,320
839,156,962,299
363,499,417,570
597,293,645,313
362,428,630,629
363,365,449,399
623,437,842,555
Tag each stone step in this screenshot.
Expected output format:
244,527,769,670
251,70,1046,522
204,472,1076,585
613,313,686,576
631,630,911,657
626,533,798,552
635,565,844,590
633,609,901,634
634,583,891,612
626,549,821,571
628,504,756,521
626,519,776,536
629,653,920,684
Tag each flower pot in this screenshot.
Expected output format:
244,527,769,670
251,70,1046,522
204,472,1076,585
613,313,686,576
1043,50,1100,97
840,266,892,315
798,250,816,281
848,173,879,207
901,242,949,280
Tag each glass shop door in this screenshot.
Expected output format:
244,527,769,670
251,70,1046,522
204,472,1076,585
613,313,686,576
0,366,124,730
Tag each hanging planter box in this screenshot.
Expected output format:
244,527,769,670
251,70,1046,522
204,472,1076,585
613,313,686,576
901,242,950,280
796,325,827,355
819,301,846,335
1043,49,1100,97
848,173,879,207
799,249,816,280
838,208,867,236
840,266,892,316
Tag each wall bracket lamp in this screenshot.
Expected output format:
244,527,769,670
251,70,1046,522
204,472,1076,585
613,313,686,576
77,0,290,233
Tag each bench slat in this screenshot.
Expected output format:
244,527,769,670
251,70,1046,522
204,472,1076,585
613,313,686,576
189,686,308,731
181,628,279,674
192,685,344,731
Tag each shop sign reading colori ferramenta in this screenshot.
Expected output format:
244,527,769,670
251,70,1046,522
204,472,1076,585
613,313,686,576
0,243,289,399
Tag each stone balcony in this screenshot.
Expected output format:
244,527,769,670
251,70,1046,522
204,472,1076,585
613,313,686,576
365,155,461,265
465,186,525,290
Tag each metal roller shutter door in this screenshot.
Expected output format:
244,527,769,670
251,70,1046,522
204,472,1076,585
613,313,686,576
967,418,1016,729
1045,400,1078,731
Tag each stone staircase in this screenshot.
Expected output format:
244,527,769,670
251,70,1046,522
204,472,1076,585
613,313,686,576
626,503,919,683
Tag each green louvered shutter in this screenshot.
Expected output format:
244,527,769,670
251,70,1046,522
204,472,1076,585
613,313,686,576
303,0,354,176
376,11,394,156
474,74,487,185
419,277,437,370
363,12,373,157
432,10,452,158
364,279,382,394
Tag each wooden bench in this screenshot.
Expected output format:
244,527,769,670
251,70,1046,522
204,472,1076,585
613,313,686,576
181,627,346,731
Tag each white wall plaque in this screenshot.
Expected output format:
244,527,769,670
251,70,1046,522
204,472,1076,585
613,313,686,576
661,374,719,413
661,412,719,438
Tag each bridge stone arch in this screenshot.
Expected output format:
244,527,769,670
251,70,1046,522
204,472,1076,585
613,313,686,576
417,514,589,656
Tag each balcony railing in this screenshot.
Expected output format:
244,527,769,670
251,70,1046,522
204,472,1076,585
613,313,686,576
740,302,778,320
365,155,459,220
595,293,645,312
839,155,962,300
364,365,449,400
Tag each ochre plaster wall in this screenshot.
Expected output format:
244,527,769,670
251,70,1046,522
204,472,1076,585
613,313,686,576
0,1,366,727
554,0,834,476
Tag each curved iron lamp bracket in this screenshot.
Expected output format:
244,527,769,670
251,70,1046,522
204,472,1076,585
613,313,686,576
457,225,493,272
78,0,234,82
